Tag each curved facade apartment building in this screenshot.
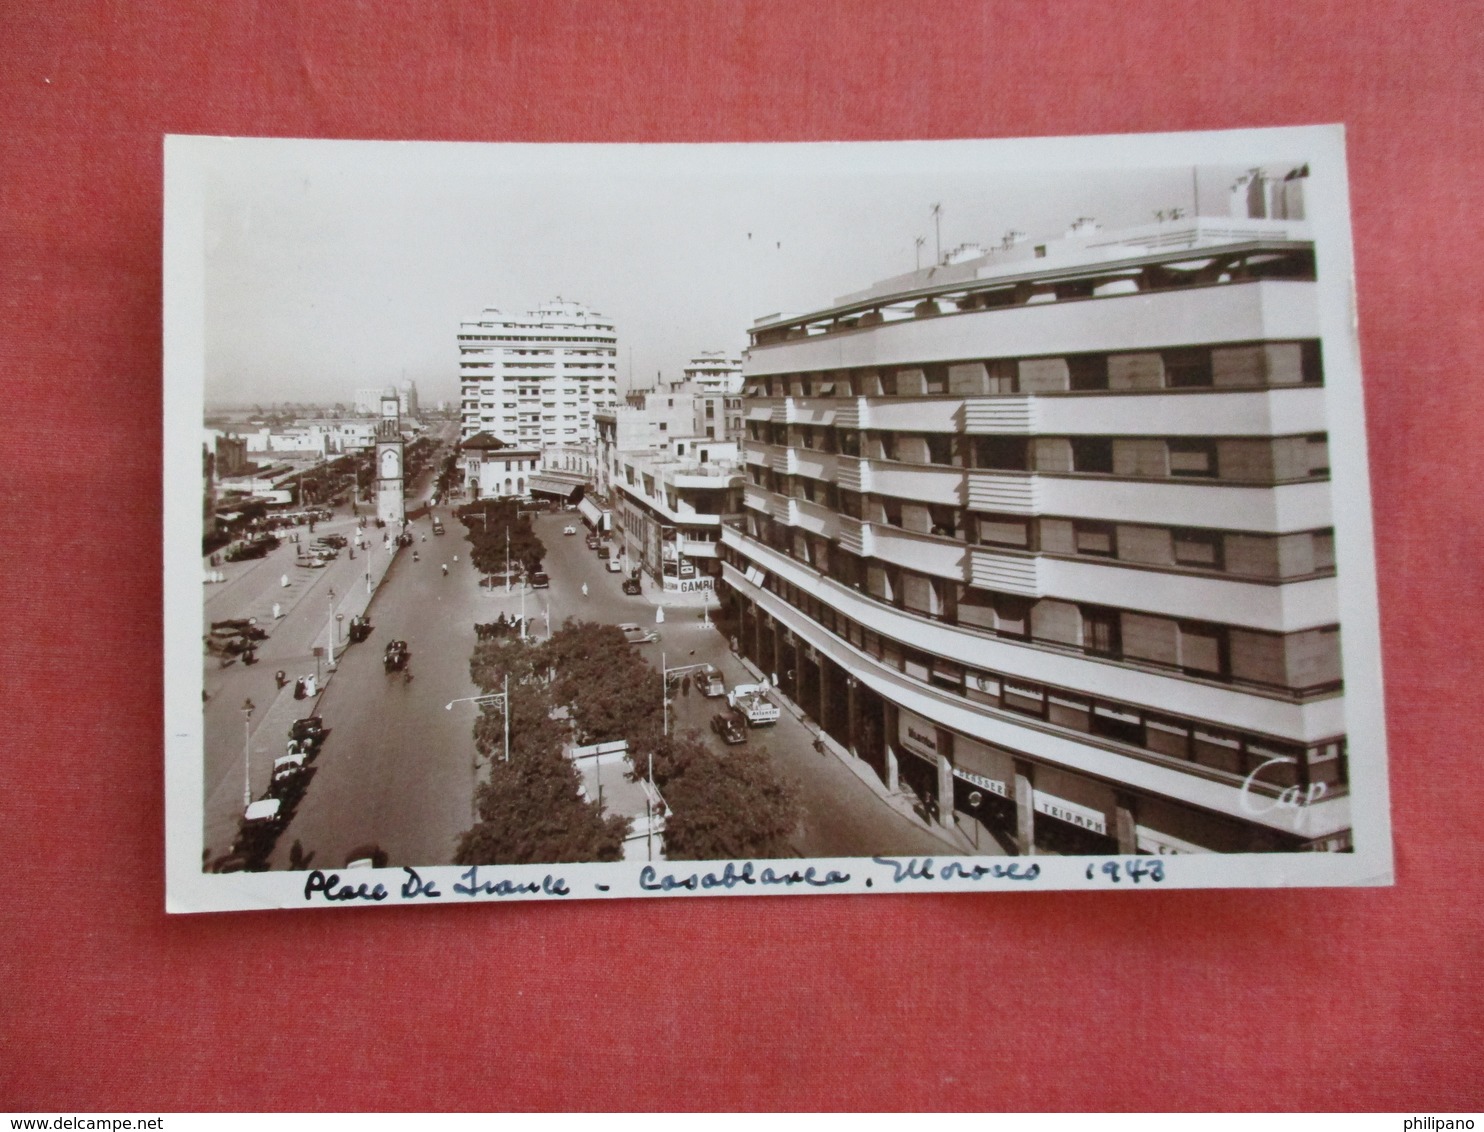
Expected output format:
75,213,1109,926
718,212,1350,856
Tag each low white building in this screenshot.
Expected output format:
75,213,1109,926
460,431,544,500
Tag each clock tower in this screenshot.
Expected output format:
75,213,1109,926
375,393,406,527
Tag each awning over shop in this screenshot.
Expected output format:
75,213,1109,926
528,474,583,500
578,495,609,531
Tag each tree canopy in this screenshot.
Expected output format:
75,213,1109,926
455,620,799,866
650,734,802,861
455,750,629,866
457,499,546,576
539,620,662,748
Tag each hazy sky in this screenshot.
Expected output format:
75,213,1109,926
197,136,1295,408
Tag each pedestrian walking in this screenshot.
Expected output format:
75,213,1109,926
581,582,588,598
280,573,289,588
441,563,449,576
272,602,282,619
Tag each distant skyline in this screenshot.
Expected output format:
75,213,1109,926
198,136,1302,409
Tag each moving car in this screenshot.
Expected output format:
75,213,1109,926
618,622,659,645
621,576,642,596
530,570,550,589
710,711,747,746
563,525,577,536
384,639,410,672
431,520,445,535
727,683,781,726
606,558,622,572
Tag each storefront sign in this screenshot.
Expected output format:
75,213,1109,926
898,711,938,760
952,767,1008,799
1033,791,1108,836
662,576,714,593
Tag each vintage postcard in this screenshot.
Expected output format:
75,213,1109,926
165,126,1391,911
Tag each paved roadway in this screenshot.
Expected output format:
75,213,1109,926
529,513,965,860
209,496,973,870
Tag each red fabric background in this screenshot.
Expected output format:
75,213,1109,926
3,0,1481,1112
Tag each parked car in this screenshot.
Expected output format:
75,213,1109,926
622,576,642,596
618,622,659,645
289,716,326,744
711,712,747,746
606,558,622,572
316,534,348,548
585,534,600,550
596,545,611,560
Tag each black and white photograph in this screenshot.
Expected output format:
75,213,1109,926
164,126,1392,911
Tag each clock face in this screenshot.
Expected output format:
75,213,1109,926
381,448,400,478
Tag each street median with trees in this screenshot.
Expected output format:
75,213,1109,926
454,620,801,866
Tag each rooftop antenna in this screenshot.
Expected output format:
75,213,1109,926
914,235,926,271
931,202,942,265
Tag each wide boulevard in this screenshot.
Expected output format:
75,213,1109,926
204,494,968,870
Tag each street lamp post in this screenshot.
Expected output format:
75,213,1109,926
326,587,337,666
241,698,255,809
446,677,510,822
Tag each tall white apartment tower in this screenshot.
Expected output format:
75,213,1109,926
458,299,620,449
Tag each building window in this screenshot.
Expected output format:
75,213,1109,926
1070,437,1114,474
977,514,1031,549
1073,521,1116,557
1168,440,1218,478
974,436,1030,471
1164,347,1214,388
1173,528,1223,569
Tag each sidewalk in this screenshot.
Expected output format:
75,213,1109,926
729,652,977,856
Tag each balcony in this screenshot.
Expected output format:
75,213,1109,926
833,397,870,431
793,448,838,482
963,396,1036,434
836,515,873,557
968,545,1042,597
770,399,797,425
743,483,771,513
965,470,1040,514
836,456,871,494
866,460,963,507
768,447,796,475
868,523,968,582
792,496,838,537
769,495,796,525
